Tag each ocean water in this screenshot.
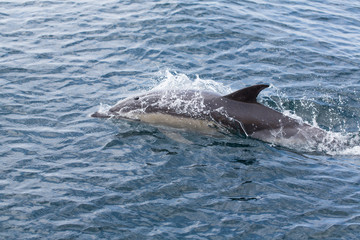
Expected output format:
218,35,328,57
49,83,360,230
1,0,360,239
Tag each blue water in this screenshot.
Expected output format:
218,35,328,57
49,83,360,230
1,0,360,239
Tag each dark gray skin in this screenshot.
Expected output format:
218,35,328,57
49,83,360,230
92,84,326,144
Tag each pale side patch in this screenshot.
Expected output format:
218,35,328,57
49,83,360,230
138,113,219,135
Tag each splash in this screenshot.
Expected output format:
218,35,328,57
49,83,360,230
327,132,360,156
148,70,360,155
92,103,112,116
151,70,231,94
261,85,360,156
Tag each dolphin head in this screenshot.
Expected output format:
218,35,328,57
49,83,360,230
108,92,162,117
92,90,215,119
91,92,160,118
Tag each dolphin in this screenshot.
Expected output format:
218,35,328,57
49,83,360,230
92,84,326,147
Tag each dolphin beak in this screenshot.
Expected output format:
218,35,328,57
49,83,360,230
91,111,111,118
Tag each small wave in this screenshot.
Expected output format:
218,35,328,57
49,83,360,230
330,133,360,156
94,103,112,115
339,146,360,155
305,131,360,156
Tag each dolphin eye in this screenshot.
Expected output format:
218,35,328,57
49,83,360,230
134,97,139,100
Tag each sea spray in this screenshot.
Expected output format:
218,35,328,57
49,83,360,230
151,70,231,94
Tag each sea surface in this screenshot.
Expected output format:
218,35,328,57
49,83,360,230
1,0,360,239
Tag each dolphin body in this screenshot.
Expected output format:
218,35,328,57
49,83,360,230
92,84,326,147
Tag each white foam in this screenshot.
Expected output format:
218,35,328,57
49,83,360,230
97,103,112,114
338,146,360,155
151,70,231,94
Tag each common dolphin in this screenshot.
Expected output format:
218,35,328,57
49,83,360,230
92,84,326,147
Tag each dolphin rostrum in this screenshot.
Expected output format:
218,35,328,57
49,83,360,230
92,84,327,147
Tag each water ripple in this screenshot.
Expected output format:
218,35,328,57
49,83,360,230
1,0,360,239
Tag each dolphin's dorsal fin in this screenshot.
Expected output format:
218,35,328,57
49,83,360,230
223,84,269,103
